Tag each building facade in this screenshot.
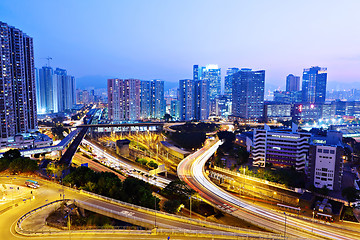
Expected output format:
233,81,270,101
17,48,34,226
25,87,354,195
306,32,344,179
224,68,239,101
37,66,54,113
37,66,75,113
252,124,311,171
286,74,300,92
150,79,165,119
0,21,37,139
107,78,141,122
140,79,165,120
179,79,196,121
302,66,327,104
53,68,76,112
140,80,151,119
308,131,344,191
232,69,265,120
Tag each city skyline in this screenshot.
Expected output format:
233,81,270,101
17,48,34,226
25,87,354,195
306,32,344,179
1,1,360,90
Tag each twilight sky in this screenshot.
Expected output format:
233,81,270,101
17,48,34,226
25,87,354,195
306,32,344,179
1,0,360,90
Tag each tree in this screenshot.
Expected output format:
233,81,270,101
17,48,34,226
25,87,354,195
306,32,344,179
46,162,66,179
162,180,193,201
342,187,359,205
121,177,159,209
217,131,235,152
163,113,172,122
8,157,38,174
163,199,181,213
3,149,21,160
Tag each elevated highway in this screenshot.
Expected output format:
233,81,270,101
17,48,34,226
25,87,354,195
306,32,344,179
178,140,360,240
0,176,280,239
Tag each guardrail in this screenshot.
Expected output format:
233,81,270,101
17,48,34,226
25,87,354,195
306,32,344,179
16,199,68,234
15,198,282,239
7,175,281,239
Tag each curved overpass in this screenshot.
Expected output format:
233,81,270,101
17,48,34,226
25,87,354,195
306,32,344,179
0,176,279,239
177,140,360,240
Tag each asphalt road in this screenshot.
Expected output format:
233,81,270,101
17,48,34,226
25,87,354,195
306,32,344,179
72,153,126,180
177,140,360,240
0,176,274,240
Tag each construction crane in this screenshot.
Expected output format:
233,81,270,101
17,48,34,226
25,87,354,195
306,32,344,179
41,56,53,67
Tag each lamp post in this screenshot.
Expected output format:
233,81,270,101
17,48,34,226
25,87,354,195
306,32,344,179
312,208,315,232
284,212,287,240
189,195,192,231
154,176,157,229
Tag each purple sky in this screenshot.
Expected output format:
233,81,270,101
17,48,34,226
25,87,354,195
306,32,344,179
1,0,360,90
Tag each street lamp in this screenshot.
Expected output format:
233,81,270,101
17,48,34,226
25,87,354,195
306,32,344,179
284,212,287,240
312,208,315,232
189,194,192,231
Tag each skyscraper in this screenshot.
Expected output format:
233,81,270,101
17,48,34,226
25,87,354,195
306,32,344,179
302,66,327,103
38,66,54,113
140,80,165,120
203,65,221,101
108,78,141,122
179,79,195,121
140,80,151,119
53,68,76,112
0,21,37,138
37,66,75,113
232,68,265,119
150,79,165,119
286,74,300,92
195,79,210,120
224,67,239,101
193,65,213,120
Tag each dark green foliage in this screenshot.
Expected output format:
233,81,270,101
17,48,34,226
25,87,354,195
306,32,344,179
163,113,172,122
170,131,206,149
241,167,306,188
162,180,193,200
342,187,360,204
63,167,159,209
121,177,159,209
168,122,218,150
135,158,148,166
51,124,69,140
163,199,181,213
3,149,21,160
147,160,158,169
0,149,38,173
0,157,12,171
217,131,235,152
171,122,218,133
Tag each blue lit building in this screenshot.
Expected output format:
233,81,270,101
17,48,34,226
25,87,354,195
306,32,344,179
232,68,265,120
140,79,165,120
224,67,239,101
150,79,165,119
302,66,327,104
179,79,196,121
53,68,76,112
0,21,38,138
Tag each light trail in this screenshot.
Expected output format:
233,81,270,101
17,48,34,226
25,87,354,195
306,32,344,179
82,139,170,188
178,140,360,240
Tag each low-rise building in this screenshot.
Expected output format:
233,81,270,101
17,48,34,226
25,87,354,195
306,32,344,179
308,131,345,191
252,124,311,171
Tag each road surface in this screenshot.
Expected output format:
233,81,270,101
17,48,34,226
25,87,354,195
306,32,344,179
178,140,360,240
0,176,278,240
